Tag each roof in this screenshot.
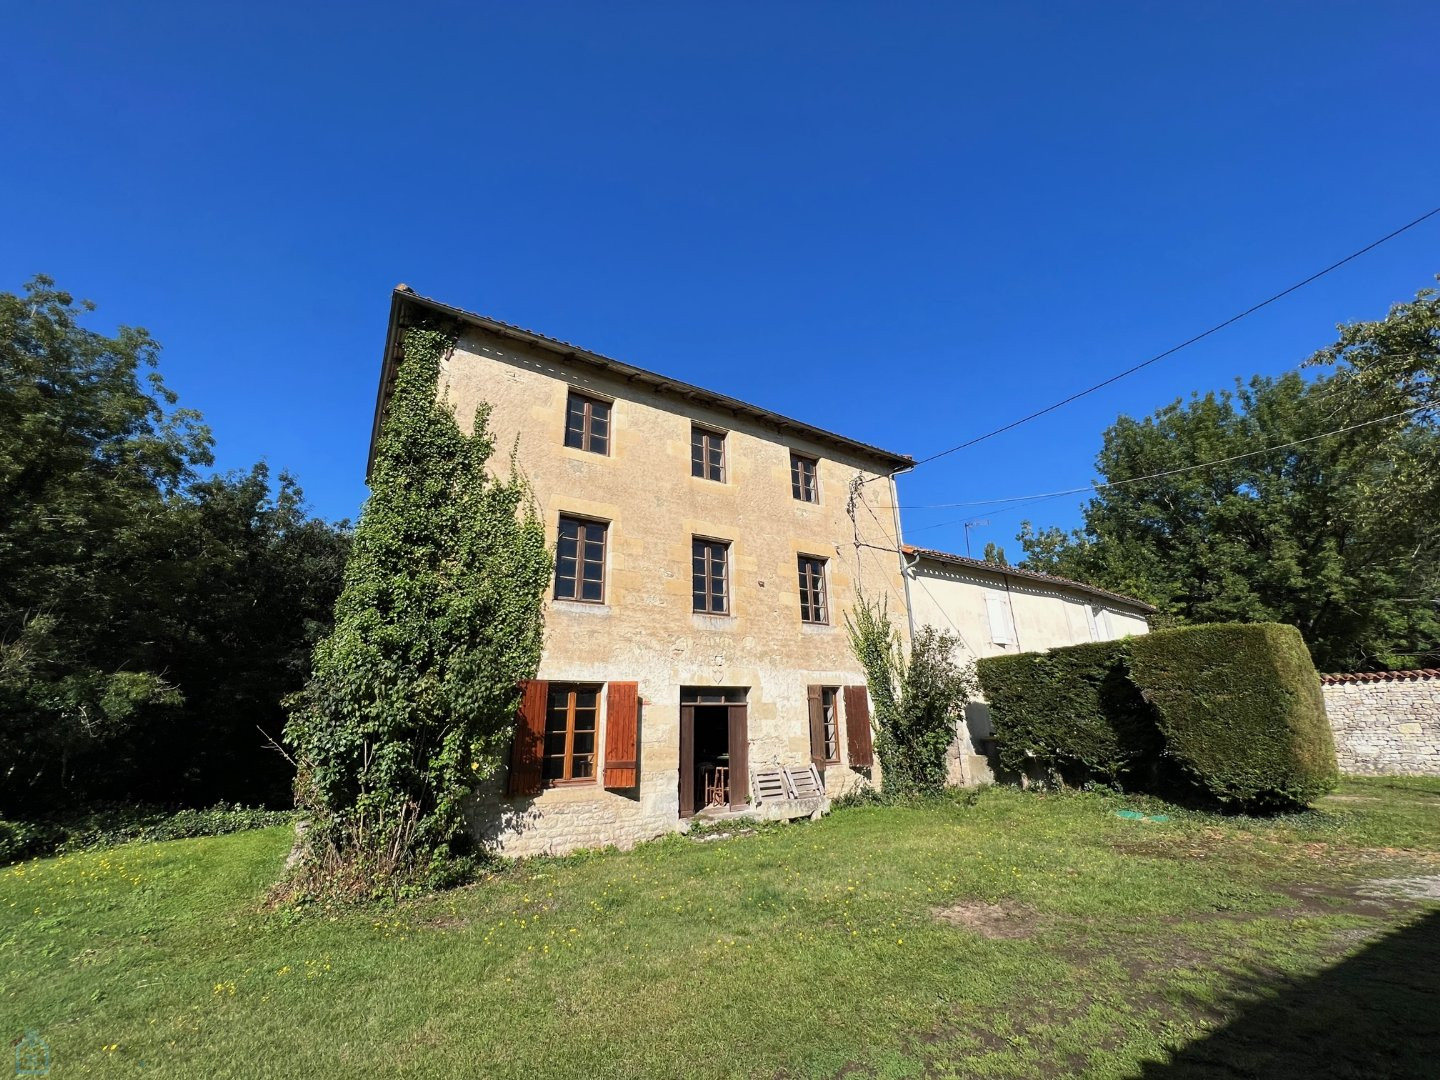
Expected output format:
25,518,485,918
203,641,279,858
903,545,1159,614
1321,668,1440,685
368,287,914,477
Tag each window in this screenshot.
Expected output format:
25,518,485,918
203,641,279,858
797,555,828,624
790,453,818,502
692,538,730,615
555,516,607,603
821,686,839,762
564,391,610,454
985,594,1016,645
543,683,599,783
691,426,726,481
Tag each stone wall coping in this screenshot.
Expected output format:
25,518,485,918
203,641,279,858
1321,669,1440,685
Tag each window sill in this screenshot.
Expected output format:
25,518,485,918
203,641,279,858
551,599,612,616
800,621,836,634
692,612,736,631
544,778,598,789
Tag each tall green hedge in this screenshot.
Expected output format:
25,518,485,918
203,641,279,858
975,621,1338,810
1127,623,1337,808
975,641,1159,783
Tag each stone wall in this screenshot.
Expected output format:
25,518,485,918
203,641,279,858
1322,670,1440,776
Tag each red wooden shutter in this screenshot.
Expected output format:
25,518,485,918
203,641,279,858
844,685,874,768
604,682,639,789
506,680,549,796
807,685,826,774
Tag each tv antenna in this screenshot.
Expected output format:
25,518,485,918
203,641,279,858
962,519,989,559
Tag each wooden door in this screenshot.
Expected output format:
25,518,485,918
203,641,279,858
679,704,696,818
727,704,748,810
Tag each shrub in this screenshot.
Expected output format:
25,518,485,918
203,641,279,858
1,803,293,865
976,641,1159,784
1127,622,1337,808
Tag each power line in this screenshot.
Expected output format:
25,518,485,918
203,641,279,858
895,399,1436,537
889,204,1440,476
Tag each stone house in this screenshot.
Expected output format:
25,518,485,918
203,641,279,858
900,546,1156,783
372,287,912,856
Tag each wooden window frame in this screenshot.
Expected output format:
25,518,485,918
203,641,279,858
564,391,611,455
797,555,829,625
543,683,601,786
691,537,731,615
790,453,819,503
554,515,608,604
820,686,840,764
691,425,727,482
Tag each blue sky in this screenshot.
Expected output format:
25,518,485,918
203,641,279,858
5,2,1436,560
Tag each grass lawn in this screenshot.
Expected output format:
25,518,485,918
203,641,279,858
3,778,1438,1079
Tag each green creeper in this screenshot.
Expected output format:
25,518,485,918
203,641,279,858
284,326,552,896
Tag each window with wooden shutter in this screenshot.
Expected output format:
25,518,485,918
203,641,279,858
807,685,831,772
507,680,549,796
844,685,874,767
543,683,600,783
985,594,1015,645
691,538,730,615
603,682,639,789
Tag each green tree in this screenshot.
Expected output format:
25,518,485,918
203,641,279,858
284,326,552,895
1018,366,1440,671
982,542,1008,566
0,276,210,807
0,276,350,815
846,598,977,795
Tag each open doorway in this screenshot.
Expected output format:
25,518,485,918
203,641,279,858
678,687,748,816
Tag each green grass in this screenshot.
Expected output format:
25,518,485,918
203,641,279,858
3,777,1438,1078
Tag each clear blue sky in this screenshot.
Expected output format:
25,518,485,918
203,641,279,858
5,2,1437,560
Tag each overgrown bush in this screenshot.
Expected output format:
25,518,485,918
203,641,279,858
846,597,978,795
975,641,1159,784
1128,622,1337,808
283,325,552,900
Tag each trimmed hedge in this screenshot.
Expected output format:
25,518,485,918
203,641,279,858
975,621,1339,810
1127,622,1337,808
975,641,1159,783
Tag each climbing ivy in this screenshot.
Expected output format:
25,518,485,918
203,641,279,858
846,597,977,796
283,326,552,897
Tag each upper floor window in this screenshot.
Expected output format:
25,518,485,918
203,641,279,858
544,683,599,783
797,555,829,624
691,426,726,482
790,453,818,502
692,538,730,615
564,391,610,455
555,515,607,603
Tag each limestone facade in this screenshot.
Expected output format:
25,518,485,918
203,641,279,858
378,291,911,856
1322,671,1440,776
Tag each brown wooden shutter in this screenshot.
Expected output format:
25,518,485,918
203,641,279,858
603,682,639,789
727,703,749,810
807,685,826,774
506,680,548,796
844,685,874,768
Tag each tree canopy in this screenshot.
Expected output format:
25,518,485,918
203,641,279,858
1018,280,1440,673
0,276,349,815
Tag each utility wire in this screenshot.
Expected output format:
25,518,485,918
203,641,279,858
893,399,1437,538
886,204,1440,477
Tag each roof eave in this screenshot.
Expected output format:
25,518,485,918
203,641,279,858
904,545,1159,614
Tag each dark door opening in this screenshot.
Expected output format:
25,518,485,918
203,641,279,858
679,688,749,817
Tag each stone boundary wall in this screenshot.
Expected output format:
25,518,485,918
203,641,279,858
1321,669,1440,776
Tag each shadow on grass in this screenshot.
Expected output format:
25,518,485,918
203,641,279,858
1139,909,1440,1079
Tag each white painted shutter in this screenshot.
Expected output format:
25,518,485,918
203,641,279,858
985,595,1015,645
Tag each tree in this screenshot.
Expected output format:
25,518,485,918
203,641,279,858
0,276,210,808
846,597,977,795
283,326,552,895
982,542,1008,566
1018,362,1440,671
0,276,350,816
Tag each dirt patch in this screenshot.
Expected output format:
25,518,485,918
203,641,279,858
1357,874,1440,901
932,901,1037,939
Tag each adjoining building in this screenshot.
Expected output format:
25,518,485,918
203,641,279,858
372,287,912,856
902,546,1156,784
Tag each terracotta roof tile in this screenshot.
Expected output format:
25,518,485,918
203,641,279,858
1320,668,1440,685
903,545,1158,614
